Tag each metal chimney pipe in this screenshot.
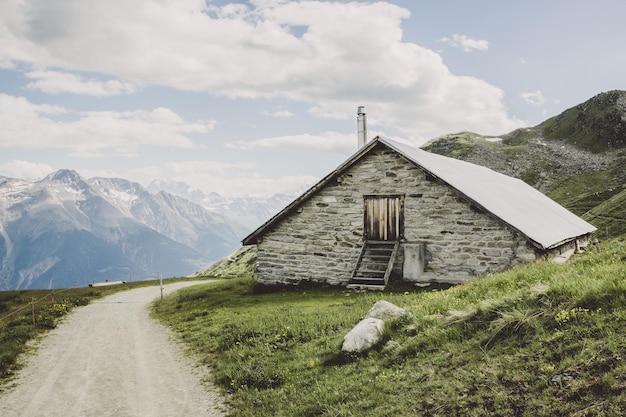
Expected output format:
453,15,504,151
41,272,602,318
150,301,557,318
357,106,367,148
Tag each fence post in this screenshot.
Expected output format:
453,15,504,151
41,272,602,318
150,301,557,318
160,275,163,303
31,297,36,327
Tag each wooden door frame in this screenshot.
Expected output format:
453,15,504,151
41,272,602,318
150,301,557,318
363,194,405,241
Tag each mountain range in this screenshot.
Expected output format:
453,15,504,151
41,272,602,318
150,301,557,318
0,171,283,289
146,179,296,231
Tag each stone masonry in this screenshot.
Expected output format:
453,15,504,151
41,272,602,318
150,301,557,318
256,144,554,286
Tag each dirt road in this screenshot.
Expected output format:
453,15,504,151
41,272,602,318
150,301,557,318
0,281,225,417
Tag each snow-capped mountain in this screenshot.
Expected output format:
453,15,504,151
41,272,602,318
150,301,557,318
89,177,249,258
147,179,297,230
0,170,248,290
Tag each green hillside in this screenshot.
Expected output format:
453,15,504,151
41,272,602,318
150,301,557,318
583,189,626,240
191,245,257,278
155,239,626,416
548,158,626,218
539,90,626,152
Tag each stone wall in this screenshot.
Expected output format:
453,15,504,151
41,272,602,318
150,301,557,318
256,144,543,286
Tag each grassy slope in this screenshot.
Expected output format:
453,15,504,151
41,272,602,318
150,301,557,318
547,157,626,217
583,189,626,240
191,245,257,279
154,239,626,416
538,90,626,152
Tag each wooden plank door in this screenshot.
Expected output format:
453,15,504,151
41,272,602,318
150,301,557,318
364,195,403,241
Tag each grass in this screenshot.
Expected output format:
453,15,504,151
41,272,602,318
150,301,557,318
0,277,203,387
423,131,503,160
583,188,626,240
153,239,626,416
548,160,626,217
538,91,626,152
191,245,258,279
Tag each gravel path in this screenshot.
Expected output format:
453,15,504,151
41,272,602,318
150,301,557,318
0,281,226,417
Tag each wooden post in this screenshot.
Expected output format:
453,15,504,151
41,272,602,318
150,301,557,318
31,297,36,327
160,275,163,303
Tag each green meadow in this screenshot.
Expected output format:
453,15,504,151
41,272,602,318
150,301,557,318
2,241,624,415
154,239,626,416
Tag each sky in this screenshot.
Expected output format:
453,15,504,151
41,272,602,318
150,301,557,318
1,0,625,198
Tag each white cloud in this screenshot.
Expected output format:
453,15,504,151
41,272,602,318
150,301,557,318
262,109,294,118
0,94,214,156
0,160,54,180
137,160,256,177
521,90,546,107
227,131,355,153
25,70,137,96
440,34,489,52
0,1,522,140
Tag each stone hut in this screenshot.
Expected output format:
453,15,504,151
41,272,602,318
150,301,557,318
242,136,596,289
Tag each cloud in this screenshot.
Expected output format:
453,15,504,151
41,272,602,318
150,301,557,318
520,90,546,107
262,109,294,118
0,1,522,140
0,160,54,180
440,34,489,52
227,131,355,153
137,160,256,177
135,160,317,198
0,94,214,155
25,70,137,96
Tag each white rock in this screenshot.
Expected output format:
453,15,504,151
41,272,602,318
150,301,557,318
341,317,385,352
365,300,407,320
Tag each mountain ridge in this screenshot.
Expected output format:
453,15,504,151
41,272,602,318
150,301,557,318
0,170,250,289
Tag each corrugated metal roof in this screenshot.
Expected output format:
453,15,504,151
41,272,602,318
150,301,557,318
243,136,596,249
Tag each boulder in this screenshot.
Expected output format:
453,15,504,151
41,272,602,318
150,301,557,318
365,300,407,320
341,317,385,352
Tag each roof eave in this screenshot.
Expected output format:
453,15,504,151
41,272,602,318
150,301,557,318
541,230,597,251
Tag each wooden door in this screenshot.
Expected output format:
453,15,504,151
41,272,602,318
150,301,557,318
364,195,403,241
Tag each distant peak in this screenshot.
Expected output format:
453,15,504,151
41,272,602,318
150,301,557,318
538,89,626,152
587,90,626,110
46,169,79,179
44,169,87,186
